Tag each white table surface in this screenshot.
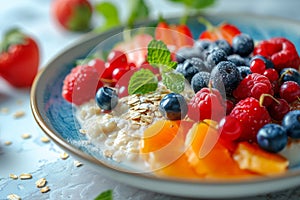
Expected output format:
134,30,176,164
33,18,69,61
1,0,300,199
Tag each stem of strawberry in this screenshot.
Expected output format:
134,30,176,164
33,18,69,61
198,17,214,31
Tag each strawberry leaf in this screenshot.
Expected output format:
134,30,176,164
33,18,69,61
128,69,158,95
168,0,215,9
94,2,121,33
147,40,177,69
127,0,149,28
162,71,185,93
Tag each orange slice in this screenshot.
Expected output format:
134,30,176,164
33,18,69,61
233,142,289,175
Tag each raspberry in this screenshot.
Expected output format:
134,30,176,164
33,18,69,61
62,65,103,105
233,73,274,106
230,97,271,141
253,37,300,71
187,87,225,122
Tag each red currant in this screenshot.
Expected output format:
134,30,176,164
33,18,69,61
267,98,290,121
250,59,266,74
225,99,235,115
112,67,130,82
107,50,128,70
279,81,300,103
218,116,242,141
263,68,279,82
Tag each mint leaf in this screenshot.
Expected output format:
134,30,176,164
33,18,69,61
127,0,149,28
162,72,185,93
94,2,121,32
147,40,177,69
128,69,158,95
94,190,113,200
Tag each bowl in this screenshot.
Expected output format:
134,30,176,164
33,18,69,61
31,13,300,198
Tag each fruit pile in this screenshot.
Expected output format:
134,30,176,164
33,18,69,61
62,19,300,179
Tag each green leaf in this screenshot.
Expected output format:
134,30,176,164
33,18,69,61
168,0,215,9
147,40,177,69
127,0,149,28
162,72,185,93
94,190,113,200
68,4,92,31
128,69,158,95
94,2,121,32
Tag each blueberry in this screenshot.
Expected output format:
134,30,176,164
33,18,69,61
159,93,188,120
250,55,274,69
280,68,300,85
257,123,288,153
210,61,241,96
237,66,252,79
214,39,233,56
227,54,248,66
191,71,210,93
193,40,217,60
175,47,201,63
282,110,300,138
95,87,118,111
178,57,207,83
232,33,254,57
206,48,227,72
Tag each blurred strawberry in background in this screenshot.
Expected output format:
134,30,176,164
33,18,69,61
0,29,40,88
51,0,93,32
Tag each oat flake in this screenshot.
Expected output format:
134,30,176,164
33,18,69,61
19,173,32,180
40,186,50,193
60,152,69,160
35,178,47,188
7,194,21,200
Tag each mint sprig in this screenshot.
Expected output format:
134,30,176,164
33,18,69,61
128,69,158,95
147,40,177,69
128,40,185,95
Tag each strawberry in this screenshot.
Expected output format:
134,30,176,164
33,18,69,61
230,97,272,141
187,87,225,122
233,73,274,106
0,29,39,87
51,0,92,31
62,64,103,105
114,34,153,67
198,17,241,44
253,37,300,71
155,21,194,52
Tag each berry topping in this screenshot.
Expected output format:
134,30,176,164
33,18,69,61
256,124,288,153
175,47,201,63
177,57,207,83
198,18,241,44
188,87,225,122
218,116,242,141
237,66,252,79
282,110,300,139
232,33,254,57
280,68,300,85
250,55,275,69
95,87,118,111
191,71,210,93
159,93,188,120
210,61,241,96
206,48,228,71
279,81,300,103
233,73,274,105
263,68,279,82
267,98,290,121
230,97,272,141
62,64,103,105
227,54,248,67
253,37,300,71
250,58,266,74
214,39,233,56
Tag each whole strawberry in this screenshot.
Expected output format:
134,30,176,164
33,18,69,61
253,37,300,71
62,64,103,105
51,0,93,32
233,73,274,106
230,97,271,141
0,29,39,87
187,87,225,122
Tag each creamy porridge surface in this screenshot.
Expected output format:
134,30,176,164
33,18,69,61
76,83,194,169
